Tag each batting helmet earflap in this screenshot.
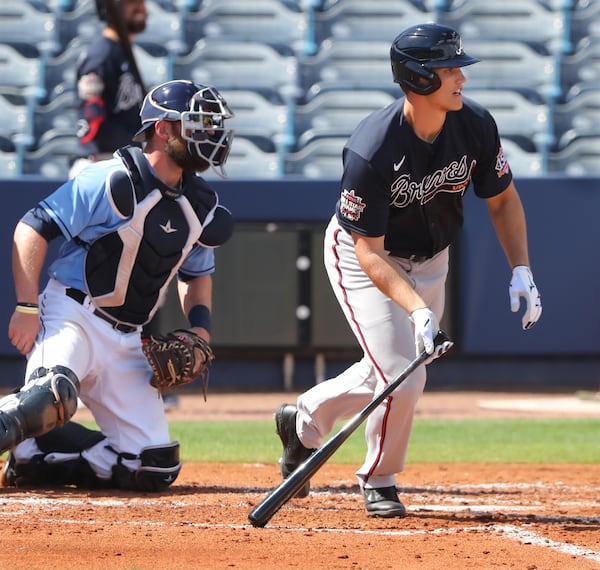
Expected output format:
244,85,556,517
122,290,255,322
390,23,480,95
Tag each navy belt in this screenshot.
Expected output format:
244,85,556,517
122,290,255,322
65,288,138,334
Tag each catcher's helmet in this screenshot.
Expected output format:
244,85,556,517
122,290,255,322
390,23,479,95
133,80,235,178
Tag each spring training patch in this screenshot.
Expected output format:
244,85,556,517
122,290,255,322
339,189,366,222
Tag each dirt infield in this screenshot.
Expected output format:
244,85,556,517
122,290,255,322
1,391,599,570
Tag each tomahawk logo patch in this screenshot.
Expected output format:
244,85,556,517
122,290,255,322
339,189,366,221
495,147,510,178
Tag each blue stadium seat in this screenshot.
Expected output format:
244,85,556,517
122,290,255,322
315,0,428,43
549,135,600,176
202,137,280,180
461,40,555,96
285,136,344,178
173,40,299,98
181,0,308,54
299,40,396,99
554,89,600,148
441,0,565,48
220,90,288,152
466,89,549,142
294,89,396,147
500,138,544,177
23,133,79,178
0,1,61,55
137,0,187,55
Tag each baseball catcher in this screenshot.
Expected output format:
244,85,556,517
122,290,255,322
1,80,235,492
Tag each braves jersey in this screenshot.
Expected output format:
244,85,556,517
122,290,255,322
37,147,229,325
75,36,144,158
336,96,512,258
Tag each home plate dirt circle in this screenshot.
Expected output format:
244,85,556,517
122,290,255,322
0,391,598,569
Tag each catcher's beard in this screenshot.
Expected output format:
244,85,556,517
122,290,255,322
165,133,210,173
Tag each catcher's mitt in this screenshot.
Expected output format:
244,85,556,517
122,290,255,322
142,329,215,397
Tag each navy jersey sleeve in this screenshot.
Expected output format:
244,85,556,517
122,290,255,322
336,149,390,237
461,99,513,199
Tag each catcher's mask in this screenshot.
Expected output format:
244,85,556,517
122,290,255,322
390,23,479,95
133,79,235,178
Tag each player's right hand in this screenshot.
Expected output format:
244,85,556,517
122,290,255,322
8,312,39,356
409,307,453,364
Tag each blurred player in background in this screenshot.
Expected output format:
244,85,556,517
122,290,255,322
70,0,147,177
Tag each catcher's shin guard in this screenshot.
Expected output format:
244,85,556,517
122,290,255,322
0,366,80,454
111,441,182,492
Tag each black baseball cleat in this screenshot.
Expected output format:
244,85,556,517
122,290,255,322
275,403,315,498
363,486,407,518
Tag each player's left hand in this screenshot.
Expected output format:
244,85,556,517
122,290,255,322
509,265,542,330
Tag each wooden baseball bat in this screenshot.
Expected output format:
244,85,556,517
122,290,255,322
248,331,451,528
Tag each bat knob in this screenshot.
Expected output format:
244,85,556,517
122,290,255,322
433,330,452,347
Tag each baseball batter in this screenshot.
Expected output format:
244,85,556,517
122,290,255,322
275,23,542,518
0,80,235,491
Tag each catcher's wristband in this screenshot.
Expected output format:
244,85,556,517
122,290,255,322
188,304,211,332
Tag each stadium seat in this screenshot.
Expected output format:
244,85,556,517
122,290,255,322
137,0,187,55
299,40,397,99
33,90,78,144
315,0,428,43
0,1,61,55
0,94,29,142
294,89,396,147
220,90,288,152
201,137,280,180
461,40,555,96
0,44,46,101
554,88,600,148
560,41,600,101
0,149,19,179
466,89,549,142
44,38,83,101
441,0,565,48
55,0,101,47
23,133,79,178
549,135,600,176
173,40,299,98
181,0,307,53
285,136,345,179
500,138,543,177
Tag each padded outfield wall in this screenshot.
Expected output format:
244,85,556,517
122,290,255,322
0,176,598,391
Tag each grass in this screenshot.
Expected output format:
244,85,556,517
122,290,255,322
164,417,600,464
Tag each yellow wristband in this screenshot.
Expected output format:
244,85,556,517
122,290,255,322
15,304,39,315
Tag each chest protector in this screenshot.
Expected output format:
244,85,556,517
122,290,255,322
83,146,218,326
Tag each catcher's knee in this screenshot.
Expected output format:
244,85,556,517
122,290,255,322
111,441,181,492
0,366,80,454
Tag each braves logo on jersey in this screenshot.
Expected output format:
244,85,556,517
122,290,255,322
390,155,475,208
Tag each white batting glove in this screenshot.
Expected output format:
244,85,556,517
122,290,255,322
509,266,542,330
409,308,453,363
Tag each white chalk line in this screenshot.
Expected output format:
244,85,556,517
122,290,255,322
1,484,599,565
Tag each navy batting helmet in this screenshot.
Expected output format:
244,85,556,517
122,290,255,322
390,23,479,95
133,80,235,178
